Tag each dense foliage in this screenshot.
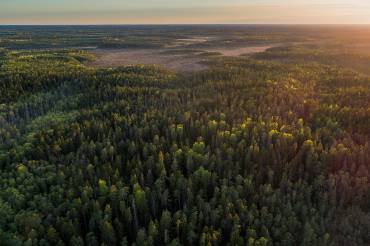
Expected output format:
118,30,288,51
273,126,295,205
0,27,370,246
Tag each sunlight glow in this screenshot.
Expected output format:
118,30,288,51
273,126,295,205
1,0,370,24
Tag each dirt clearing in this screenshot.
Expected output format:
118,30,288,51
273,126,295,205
90,49,208,72
207,45,273,56
89,45,275,72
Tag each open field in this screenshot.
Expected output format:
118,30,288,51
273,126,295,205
90,49,208,72
209,45,273,56
89,45,274,72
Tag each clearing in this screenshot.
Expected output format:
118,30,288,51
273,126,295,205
89,45,275,72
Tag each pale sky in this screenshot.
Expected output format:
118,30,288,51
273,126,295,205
1,0,370,24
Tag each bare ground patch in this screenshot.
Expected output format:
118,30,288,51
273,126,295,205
90,49,208,73
89,45,275,72
207,45,273,56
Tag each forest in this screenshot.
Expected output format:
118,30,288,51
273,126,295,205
0,25,369,246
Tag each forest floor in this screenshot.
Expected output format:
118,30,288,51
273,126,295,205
89,45,274,72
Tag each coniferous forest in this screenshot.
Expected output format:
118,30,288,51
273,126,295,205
0,25,369,245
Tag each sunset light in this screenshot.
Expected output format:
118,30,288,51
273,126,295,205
0,1,369,245
1,0,370,24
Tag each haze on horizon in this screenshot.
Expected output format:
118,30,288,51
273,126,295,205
1,0,370,25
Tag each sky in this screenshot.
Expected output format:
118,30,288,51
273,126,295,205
1,0,370,25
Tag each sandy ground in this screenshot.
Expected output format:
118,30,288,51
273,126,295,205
90,49,208,72
89,45,274,72
208,45,273,56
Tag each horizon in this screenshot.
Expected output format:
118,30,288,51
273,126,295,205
2,24,370,26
